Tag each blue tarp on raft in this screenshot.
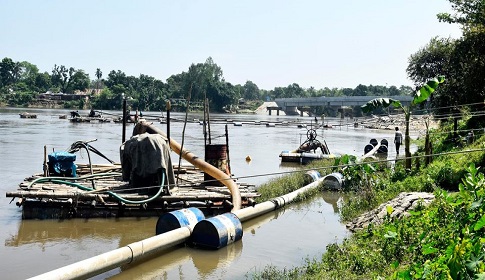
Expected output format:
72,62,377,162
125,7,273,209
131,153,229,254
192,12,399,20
48,151,77,177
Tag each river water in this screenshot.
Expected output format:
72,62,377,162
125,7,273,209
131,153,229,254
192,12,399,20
0,107,405,279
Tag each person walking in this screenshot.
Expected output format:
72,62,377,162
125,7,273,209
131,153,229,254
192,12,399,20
394,127,403,155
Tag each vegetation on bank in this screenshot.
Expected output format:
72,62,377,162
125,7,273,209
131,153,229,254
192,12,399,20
250,1,485,277
251,115,485,279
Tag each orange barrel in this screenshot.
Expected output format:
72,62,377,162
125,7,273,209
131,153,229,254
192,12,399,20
155,207,205,235
190,212,243,249
204,144,230,186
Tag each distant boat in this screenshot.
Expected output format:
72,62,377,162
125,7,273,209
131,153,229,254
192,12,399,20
19,112,37,119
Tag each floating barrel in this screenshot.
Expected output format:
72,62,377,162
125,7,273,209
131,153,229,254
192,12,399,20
305,170,321,183
364,144,374,154
377,145,388,154
156,207,205,235
190,212,243,249
323,172,345,190
377,139,389,154
380,139,388,147
369,138,378,147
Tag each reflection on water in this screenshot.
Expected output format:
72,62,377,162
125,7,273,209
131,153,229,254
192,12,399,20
5,218,156,248
102,194,346,280
1,107,387,279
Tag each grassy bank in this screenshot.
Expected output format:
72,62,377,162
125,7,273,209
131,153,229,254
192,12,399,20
249,125,485,279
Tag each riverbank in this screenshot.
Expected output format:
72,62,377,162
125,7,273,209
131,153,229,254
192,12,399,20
251,121,485,279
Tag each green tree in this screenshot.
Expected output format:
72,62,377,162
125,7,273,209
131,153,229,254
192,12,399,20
0,57,16,88
437,0,485,28
242,80,260,100
408,1,485,122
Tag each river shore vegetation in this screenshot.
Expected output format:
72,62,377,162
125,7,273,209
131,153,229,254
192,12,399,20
0,59,412,117
251,111,485,279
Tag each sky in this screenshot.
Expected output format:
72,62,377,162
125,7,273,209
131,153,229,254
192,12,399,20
1,0,462,90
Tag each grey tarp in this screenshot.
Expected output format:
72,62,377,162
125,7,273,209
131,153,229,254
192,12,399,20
121,133,175,190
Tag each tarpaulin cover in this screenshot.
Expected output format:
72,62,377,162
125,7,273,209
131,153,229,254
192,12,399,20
121,133,175,189
48,151,77,177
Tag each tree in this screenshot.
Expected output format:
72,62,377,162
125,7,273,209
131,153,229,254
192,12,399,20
408,1,485,123
437,0,485,28
95,68,102,93
362,77,445,169
0,57,16,88
243,80,260,100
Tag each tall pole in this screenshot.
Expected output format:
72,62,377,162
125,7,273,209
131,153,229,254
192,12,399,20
122,98,127,144
166,100,171,144
225,124,231,175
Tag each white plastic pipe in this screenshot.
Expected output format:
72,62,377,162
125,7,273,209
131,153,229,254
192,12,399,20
28,176,325,280
234,177,325,222
134,122,242,211
27,227,191,280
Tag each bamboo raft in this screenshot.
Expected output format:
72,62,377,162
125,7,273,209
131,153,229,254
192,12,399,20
6,163,259,219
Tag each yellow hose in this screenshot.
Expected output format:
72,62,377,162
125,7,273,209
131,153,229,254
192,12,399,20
133,122,242,211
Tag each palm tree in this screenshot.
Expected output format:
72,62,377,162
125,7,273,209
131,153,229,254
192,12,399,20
95,68,102,94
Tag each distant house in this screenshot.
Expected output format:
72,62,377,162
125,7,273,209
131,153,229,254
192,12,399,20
38,92,89,101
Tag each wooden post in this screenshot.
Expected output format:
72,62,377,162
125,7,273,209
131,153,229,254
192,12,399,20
122,98,127,144
225,124,231,175
166,100,171,144
43,145,48,176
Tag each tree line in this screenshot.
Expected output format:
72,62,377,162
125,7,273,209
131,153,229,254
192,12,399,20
0,56,413,113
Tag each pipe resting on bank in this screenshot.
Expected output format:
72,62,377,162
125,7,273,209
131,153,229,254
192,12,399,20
133,121,242,211
234,177,325,222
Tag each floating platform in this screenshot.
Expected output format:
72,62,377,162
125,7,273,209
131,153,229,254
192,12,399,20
279,151,336,164
19,112,37,119
6,163,259,219
69,116,113,123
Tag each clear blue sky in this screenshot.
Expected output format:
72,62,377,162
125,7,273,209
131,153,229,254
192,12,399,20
1,0,461,90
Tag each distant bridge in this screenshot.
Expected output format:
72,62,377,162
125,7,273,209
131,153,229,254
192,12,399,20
273,95,413,116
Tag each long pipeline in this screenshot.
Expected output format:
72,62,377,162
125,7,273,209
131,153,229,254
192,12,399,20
27,227,192,280
133,122,242,211
27,175,325,279
233,176,325,222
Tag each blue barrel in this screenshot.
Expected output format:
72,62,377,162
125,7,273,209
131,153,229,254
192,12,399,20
305,170,321,183
190,213,243,249
156,207,205,235
48,151,77,177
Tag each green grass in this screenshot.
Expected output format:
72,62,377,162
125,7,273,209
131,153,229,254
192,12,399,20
247,124,485,279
